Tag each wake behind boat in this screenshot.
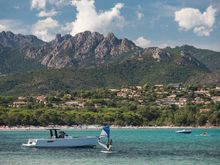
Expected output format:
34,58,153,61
176,129,192,134
22,129,97,148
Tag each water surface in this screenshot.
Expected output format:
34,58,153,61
0,128,219,165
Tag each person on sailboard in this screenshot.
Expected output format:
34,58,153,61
106,139,113,151
99,125,113,152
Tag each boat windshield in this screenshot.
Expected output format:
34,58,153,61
58,131,68,138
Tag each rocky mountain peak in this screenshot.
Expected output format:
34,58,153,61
55,34,62,43
0,31,44,48
22,31,141,68
144,47,170,61
106,32,119,44
107,32,115,38
0,31,210,72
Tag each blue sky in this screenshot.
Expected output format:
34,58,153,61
0,0,220,51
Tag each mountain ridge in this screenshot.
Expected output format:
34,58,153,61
0,31,219,95
0,30,219,71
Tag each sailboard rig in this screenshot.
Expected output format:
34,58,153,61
98,125,112,152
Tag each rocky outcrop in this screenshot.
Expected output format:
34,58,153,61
143,47,170,61
24,31,140,68
0,31,44,48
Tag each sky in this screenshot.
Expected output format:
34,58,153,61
0,0,220,51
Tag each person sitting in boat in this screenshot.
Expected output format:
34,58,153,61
58,131,65,138
106,139,113,151
201,132,208,136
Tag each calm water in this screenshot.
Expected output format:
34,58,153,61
0,128,220,165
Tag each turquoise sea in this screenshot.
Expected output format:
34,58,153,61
0,128,220,165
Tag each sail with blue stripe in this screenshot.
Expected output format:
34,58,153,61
98,125,112,151
99,125,110,139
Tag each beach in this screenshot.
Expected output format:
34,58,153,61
0,125,218,131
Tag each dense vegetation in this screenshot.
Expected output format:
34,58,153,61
0,103,219,127
0,46,44,74
0,53,208,96
0,85,219,127
171,45,220,71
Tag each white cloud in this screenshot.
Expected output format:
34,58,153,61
136,5,144,21
158,43,169,49
31,17,59,41
31,0,70,40
61,22,73,34
136,11,144,21
48,0,70,8
70,0,125,35
0,19,29,34
134,36,151,48
0,20,12,31
14,5,20,10
31,0,70,10
38,10,58,17
31,0,46,10
175,6,217,36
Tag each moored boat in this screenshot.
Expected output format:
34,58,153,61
176,129,192,134
22,129,98,148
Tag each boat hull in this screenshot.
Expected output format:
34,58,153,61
22,136,98,148
176,130,192,134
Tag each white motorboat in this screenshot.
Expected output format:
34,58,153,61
176,129,192,134
22,129,98,148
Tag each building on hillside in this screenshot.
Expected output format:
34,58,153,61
17,96,27,101
168,83,181,88
211,96,220,102
12,101,27,108
192,97,205,104
178,98,187,106
35,95,47,105
64,101,85,108
215,87,220,91
109,89,120,92
136,86,142,90
199,108,210,113
117,91,127,98
194,90,211,97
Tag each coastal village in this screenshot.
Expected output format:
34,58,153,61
0,84,220,127
9,84,220,111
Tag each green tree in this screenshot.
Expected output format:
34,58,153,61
197,114,208,126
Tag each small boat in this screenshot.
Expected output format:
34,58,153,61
98,125,113,153
200,132,209,136
22,129,98,148
176,129,192,134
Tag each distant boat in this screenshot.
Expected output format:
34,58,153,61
200,132,209,136
22,129,98,148
98,125,113,153
176,129,192,134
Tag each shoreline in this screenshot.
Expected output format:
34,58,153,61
0,125,219,131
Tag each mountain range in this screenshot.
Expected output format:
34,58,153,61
0,31,220,95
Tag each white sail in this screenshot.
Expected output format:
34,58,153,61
98,140,109,150
99,125,110,138
98,125,112,151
